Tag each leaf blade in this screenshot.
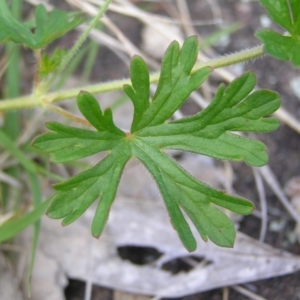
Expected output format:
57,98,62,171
259,0,297,34
34,36,280,251
0,3,85,49
257,0,300,66
131,138,252,247
130,36,211,131
256,29,300,66
47,142,131,227
137,72,280,166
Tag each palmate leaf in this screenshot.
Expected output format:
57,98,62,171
256,0,300,66
33,36,281,251
0,1,85,49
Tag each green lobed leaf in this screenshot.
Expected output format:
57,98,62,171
0,2,85,49
256,30,300,66
33,36,280,251
138,72,280,167
258,0,300,36
33,92,125,163
130,138,252,248
48,142,131,237
125,37,212,131
256,0,300,66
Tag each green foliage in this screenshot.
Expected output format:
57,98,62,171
0,1,85,49
33,37,280,251
0,199,50,243
256,0,300,66
0,129,36,173
39,49,67,78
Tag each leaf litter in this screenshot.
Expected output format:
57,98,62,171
17,145,300,299
19,190,300,299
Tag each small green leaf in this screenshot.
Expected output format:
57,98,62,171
256,0,300,66
256,30,300,66
0,2,85,49
33,36,280,250
39,48,67,78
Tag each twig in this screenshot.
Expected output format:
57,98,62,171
253,167,268,242
232,285,267,300
46,104,92,127
0,54,9,80
275,106,300,134
48,0,113,89
176,0,195,36
101,16,159,68
206,0,223,25
222,287,229,300
259,165,300,224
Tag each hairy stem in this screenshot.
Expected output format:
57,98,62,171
46,0,112,89
0,45,264,111
46,104,92,127
34,49,42,88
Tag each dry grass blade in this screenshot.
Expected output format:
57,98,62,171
0,111,44,166
204,0,223,24
275,106,300,134
176,0,196,36
101,16,159,67
222,287,229,300
232,285,267,300
253,167,268,243
0,171,21,188
0,54,9,80
260,165,300,224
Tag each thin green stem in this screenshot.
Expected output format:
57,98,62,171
3,0,22,137
46,104,92,127
194,45,264,71
2,0,23,210
34,49,42,88
82,39,100,84
54,43,90,91
0,45,264,112
47,0,112,89
0,95,38,110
